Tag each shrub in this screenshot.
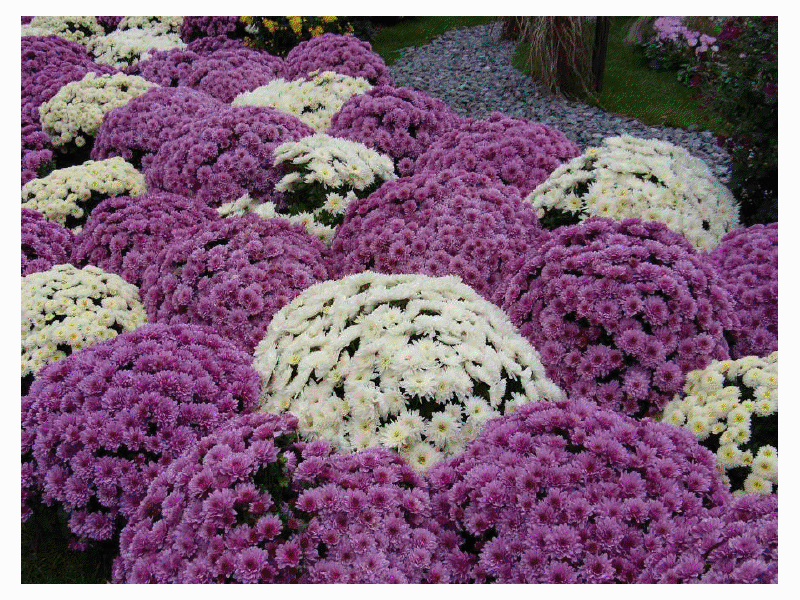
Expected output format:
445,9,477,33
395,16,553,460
21,323,261,544
117,16,183,35
284,33,392,86
21,124,55,185
499,218,738,418
330,169,544,301
253,271,563,471
71,192,219,287
139,214,331,353
328,85,463,177
179,16,244,42
660,352,778,495
241,16,356,57
95,16,123,34
704,223,777,358
143,105,313,207
21,208,75,276
527,135,740,251
639,17,719,85
86,28,187,69
21,16,104,45
426,398,732,583
414,112,580,197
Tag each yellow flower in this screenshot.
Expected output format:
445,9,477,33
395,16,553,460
321,16,337,23
241,16,253,25
288,16,303,35
262,19,276,33
311,26,324,37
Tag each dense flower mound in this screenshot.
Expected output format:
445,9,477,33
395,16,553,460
21,323,261,543
21,264,147,391
140,214,331,353
87,28,187,69
21,208,75,276
72,192,220,287
660,352,778,495
331,169,544,301
180,16,241,42
426,398,732,583
500,218,738,418
639,492,777,583
185,35,247,54
21,16,105,45
328,85,464,177
39,71,157,154
21,34,97,75
527,135,740,251
91,86,224,171
117,16,183,35
95,16,123,33
233,71,372,132
144,105,314,207
254,271,563,471
704,223,778,358
414,112,581,196
22,157,148,232
21,124,54,185
284,33,393,86
128,47,285,103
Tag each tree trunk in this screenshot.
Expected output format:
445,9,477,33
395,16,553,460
592,17,611,93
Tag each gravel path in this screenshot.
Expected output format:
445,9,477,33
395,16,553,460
389,24,732,183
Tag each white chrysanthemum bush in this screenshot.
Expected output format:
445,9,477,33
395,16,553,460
116,16,184,34
87,28,187,69
232,70,372,132
253,272,564,472
21,264,148,393
39,71,158,155
21,157,147,232
527,135,740,250
660,352,777,495
21,16,104,45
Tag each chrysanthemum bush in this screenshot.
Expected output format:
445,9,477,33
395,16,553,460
21,323,261,545
22,157,147,232
241,16,356,57
704,223,778,358
254,272,563,472
71,192,220,287
117,16,184,35
331,169,544,301
414,112,581,197
527,135,740,251
86,28,187,69
21,16,105,45
233,71,372,133
91,86,224,172
113,418,451,583
328,85,463,177
39,72,158,162
284,33,392,86
499,218,738,418
139,214,331,353
95,16,123,33
144,105,313,208
21,208,75,276
180,16,243,42
425,398,734,583
21,264,148,393
639,492,777,583
660,352,778,495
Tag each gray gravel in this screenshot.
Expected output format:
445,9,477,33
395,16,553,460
390,24,732,183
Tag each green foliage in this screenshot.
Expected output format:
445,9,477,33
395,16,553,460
241,16,361,57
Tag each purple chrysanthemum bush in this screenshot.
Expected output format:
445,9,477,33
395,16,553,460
21,208,75,276
331,169,544,300
179,16,241,42
414,112,581,196
328,85,463,176
704,223,778,358
139,214,331,353
284,33,393,86
500,217,739,418
21,324,261,545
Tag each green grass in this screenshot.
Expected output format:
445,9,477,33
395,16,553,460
512,16,730,134
371,16,502,65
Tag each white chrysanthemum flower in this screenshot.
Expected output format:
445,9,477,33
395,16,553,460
22,16,104,44
87,28,186,68
254,272,563,471
526,135,740,250
659,353,777,495
21,157,147,232
117,16,183,34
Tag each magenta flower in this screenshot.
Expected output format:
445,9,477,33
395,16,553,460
284,33,392,86
21,208,74,276
180,16,242,42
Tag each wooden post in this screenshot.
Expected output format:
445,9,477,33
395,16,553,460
592,16,611,93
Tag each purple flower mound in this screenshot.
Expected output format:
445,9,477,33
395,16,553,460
22,208,75,276
96,16,123,33
129,47,285,103
331,169,544,301
144,105,313,207
425,398,733,583
180,16,241,42
91,86,224,172
186,35,247,55
284,33,393,86
639,493,777,583
704,223,778,359
139,214,331,353
71,192,220,287
328,85,463,177
21,323,262,542
113,414,450,583
414,112,582,197
499,218,738,418
21,123,54,185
